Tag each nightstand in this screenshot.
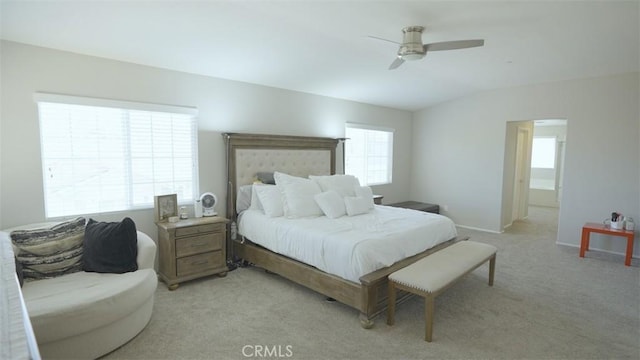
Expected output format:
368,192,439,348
156,216,229,290
373,195,383,205
389,201,440,214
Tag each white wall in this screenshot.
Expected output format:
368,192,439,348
412,73,640,256
0,41,413,236
4,40,637,258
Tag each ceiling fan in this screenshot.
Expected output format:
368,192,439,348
370,26,485,70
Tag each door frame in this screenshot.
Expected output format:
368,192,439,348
512,126,532,221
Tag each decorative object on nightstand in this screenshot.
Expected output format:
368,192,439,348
154,193,178,223
194,198,203,218
156,216,229,290
199,192,218,216
389,201,440,214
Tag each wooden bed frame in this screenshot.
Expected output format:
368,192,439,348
223,132,464,328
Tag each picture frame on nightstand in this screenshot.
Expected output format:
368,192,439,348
154,194,178,223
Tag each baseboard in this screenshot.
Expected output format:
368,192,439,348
555,241,578,250
556,241,638,260
455,224,503,234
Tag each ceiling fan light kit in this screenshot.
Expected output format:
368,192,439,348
398,26,427,61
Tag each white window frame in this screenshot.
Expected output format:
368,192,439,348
35,93,199,218
344,123,394,186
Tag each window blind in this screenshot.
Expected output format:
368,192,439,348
36,94,199,218
345,123,394,186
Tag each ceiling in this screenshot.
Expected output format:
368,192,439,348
1,1,638,111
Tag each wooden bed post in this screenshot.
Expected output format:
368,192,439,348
222,133,235,264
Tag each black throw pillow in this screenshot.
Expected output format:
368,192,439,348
83,217,138,273
15,256,24,287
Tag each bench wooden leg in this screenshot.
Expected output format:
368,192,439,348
425,295,434,342
387,280,396,326
489,255,496,286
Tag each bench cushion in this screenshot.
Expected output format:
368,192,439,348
389,241,496,294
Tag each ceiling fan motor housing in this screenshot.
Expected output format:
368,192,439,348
398,26,426,60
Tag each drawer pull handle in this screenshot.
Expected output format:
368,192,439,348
190,242,207,248
192,260,208,265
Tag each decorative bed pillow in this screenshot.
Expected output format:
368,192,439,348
274,171,323,218
309,174,360,197
354,186,375,210
254,184,284,217
10,217,86,280
83,217,138,273
314,191,347,219
256,172,276,185
344,196,373,216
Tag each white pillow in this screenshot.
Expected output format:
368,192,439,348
314,191,346,219
354,186,375,210
274,171,323,218
344,196,372,216
254,185,284,217
249,184,265,211
309,174,360,197
236,185,253,213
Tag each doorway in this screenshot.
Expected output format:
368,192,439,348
529,119,567,208
501,119,568,231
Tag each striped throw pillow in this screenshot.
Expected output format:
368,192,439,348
10,217,86,280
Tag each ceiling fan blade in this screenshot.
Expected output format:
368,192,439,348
367,35,401,45
424,39,485,52
388,57,405,70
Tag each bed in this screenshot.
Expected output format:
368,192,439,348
223,132,464,328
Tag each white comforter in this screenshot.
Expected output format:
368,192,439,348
238,205,457,283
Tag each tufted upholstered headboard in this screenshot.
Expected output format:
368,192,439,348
223,133,339,222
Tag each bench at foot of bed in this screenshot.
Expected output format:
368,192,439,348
386,240,497,342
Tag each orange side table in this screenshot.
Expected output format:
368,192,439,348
580,222,635,266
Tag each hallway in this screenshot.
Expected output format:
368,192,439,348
507,205,559,239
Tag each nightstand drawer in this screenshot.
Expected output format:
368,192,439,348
175,223,220,237
176,251,223,277
175,233,223,258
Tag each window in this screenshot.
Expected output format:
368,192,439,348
36,93,198,218
344,123,393,186
531,137,556,169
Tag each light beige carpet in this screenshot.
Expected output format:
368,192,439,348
104,207,639,359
